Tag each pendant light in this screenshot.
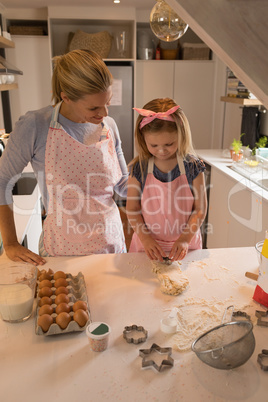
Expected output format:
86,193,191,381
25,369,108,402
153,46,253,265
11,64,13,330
150,0,188,42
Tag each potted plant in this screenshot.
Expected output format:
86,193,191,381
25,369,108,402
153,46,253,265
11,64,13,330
230,133,244,161
252,135,268,156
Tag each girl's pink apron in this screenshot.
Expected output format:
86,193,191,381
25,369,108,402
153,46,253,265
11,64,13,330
43,102,125,256
129,154,202,253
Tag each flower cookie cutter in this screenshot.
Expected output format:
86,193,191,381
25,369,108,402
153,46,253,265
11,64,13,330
255,310,268,327
123,324,148,344
232,310,251,321
257,349,268,371
139,343,174,372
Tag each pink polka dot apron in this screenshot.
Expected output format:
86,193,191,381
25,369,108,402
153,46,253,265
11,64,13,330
129,154,202,253
43,102,125,256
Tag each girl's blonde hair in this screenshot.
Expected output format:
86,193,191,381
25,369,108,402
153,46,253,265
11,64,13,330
129,98,194,177
51,49,113,104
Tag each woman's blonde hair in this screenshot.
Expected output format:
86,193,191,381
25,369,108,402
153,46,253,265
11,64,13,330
51,49,113,104
129,98,194,178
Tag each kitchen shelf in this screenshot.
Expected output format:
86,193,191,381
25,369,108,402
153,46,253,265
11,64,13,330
220,96,262,106
0,35,15,48
0,83,18,91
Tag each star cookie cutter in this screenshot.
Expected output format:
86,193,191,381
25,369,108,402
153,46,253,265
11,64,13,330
139,343,174,372
123,325,148,344
255,310,268,327
257,349,268,371
232,310,251,321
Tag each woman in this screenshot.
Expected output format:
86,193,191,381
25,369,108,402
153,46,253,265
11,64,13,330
0,49,128,265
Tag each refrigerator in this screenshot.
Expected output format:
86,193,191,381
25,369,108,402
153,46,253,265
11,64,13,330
106,63,134,165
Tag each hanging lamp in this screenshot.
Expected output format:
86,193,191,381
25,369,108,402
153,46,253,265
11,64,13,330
150,0,188,42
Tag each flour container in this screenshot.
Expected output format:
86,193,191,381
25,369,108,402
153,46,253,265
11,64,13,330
0,262,37,322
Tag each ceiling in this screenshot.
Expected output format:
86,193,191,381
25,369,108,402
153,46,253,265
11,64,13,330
0,0,154,10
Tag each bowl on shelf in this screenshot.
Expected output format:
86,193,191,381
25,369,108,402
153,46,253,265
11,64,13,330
255,240,264,264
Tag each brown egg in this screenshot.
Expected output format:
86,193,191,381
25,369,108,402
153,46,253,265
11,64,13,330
54,278,68,288
73,309,89,327
73,300,87,312
56,303,71,315
55,286,69,296
54,271,67,280
37,268,42,279
39,304,54,316
38,286,53,298
55,293,69,305
39,272,53,282
56,312,71,329
39,296,53,307
38,314,53,332
39,279,53,289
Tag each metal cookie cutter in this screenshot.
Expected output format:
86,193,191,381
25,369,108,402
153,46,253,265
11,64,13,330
257,349,268,371
123,324,148,344
255,310,268,327
232,310,251,321
162,257,172,266
139,343,174,372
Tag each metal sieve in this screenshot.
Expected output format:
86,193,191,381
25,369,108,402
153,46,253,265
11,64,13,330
192,320,255,370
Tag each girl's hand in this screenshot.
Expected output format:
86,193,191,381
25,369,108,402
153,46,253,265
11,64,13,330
142,236,166,261
169,239,189,261
4,242,47,266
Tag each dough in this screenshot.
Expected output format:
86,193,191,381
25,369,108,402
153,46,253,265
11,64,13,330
151,260,189,296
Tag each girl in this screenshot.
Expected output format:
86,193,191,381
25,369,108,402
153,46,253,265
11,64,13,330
0,49,128,265
126,98,207,262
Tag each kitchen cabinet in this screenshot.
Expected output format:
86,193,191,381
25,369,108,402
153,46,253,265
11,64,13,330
174,61,216,149
206,167,264,248
5,35,51,126
0,34,21,131
136,59,224,149
135,60,174,105
13,171,42,254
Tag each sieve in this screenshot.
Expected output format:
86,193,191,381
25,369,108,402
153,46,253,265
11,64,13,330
191,308,255,370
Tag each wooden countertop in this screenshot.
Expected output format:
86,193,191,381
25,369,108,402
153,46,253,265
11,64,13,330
0,248,267,402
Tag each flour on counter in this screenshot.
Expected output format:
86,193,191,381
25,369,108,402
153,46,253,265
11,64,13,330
170,297,253,352
151,260,189,296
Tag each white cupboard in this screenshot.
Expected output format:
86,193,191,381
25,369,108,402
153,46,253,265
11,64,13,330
136,59,222,149
6,36,52,127
207,167,265,248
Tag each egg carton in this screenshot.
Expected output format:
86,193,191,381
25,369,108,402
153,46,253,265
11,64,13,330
35,271,91,336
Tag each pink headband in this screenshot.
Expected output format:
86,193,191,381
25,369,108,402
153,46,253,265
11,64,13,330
133,105,180,129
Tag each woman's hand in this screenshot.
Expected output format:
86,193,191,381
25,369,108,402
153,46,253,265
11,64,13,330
142,236,167,261
4,242,46,266
169,239,189,261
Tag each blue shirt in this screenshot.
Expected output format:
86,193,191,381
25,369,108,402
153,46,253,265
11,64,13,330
131,155,205,192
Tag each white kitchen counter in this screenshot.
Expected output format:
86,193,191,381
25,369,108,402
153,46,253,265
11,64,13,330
0,248,267,402
197,149,268,202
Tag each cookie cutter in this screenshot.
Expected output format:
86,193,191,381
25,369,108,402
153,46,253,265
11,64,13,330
139,343,174,372
160,307,179,334
232,310,251,321
257,349,268,371
255,310,268,327
162,257,172,266
123,324,148,344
